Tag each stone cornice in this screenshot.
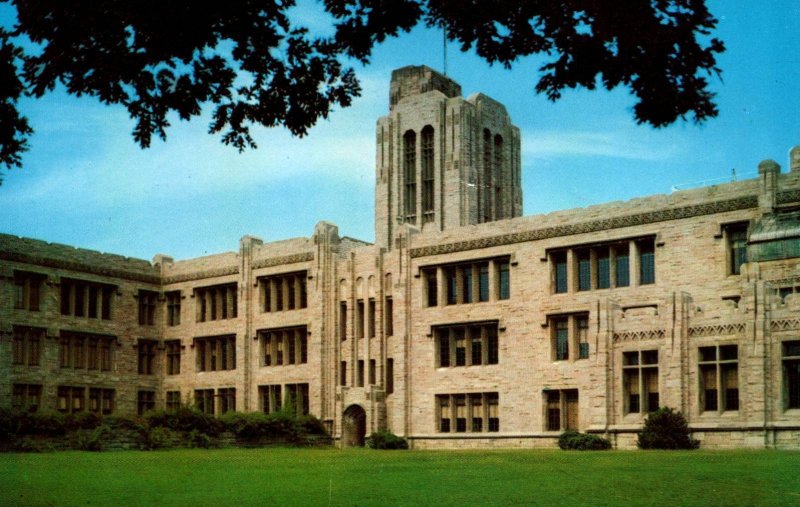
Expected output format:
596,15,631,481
688,322,746,337
0,250,160,284
162,266,239,284
251,252,314,270
777,189,800,205
613,329,666,342
409,195,758,258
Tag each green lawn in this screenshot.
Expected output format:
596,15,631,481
2,448,798,506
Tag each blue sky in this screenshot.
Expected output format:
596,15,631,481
1,1,798,261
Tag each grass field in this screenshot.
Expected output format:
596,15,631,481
2,448,798,506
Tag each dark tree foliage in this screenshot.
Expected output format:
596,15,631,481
0,0,724,178
637,407,700,449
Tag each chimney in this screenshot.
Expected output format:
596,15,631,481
790,145,800,173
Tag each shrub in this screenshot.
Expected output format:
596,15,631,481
13,436,54,453
28,411,67,436
187,429,212,448
366,430,408,450
294,414,327,436
558,430,611,450
71,425,113,451
144,427,182,450
146,407,222,437
637,407,699,450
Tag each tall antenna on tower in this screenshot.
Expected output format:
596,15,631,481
443,23,448,76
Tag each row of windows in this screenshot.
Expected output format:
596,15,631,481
402,126,435,224
195,335,236,372
339,296,394,340
60,278,115,320
260,272,307,313
59,333,115,370
195,283,238,322
258,383,310,416
437,392,500,433
480,129,505,223
339,358,394,394
551,238,655,294
423,257,510,307
260,327,307,366
194,388,237,416
436,322,498,367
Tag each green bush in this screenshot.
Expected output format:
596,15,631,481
71,425,113,451
558,430,611,450
187,429,212,448
294,414,327,436
637,407,699,450
366,430,409,450
28,411,67,436
144,426,182,450
12,436,54,453
146,407,222,437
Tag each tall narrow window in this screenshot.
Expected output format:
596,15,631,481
639,239,656,285
12,326,43,366
386,358,394,394
782,341,800,410
577,250,591,291
494,134,503,218
138,290,157,326
482,129,492,222
357,360,364,387
137,339,157,375
545,390,578,431
137,390,155,415
699,345,739,413
165,340,181,375
14,271,44,311
478,262,490,302
554,252,568,294
339,302,347,341
623,350,659,414
403,130,417,223
424,268,438,307
727,224,748,275
555,318,569,361
421,126,435,222
384,297,393,336
498,260,510,300
166,291,181,326
615,244,630,287
596,247,610,289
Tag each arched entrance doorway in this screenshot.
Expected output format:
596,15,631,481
342,404,367,447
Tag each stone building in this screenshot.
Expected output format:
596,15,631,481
2,65,799,449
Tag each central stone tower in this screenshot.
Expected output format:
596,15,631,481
374,65,522,248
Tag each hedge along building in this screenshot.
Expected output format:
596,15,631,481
2,65,800,449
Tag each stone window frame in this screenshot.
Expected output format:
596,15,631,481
12,383,41,412
194,388,215,415
721,221,749,276
548,236,656,295
285,383,310,416
137,289,158,326
421,255,512,308
436,392,499,434
546,312,590,362
259,384,282,414
59,331,115,371
13,270,45,311
88,388,115,415
166,290,181,326
194,282,238,322
698,343,739,414
137,390,156,415
403,129,417,223
258,326,308,367
57,385,86,413
218,387,236,414
137,338,158,375
259,271,308,313
12,325,44,367
165,339,181,375
59,277,115,320
194,335,237,372
622,349,660,416
434,320,500,368
166,390,181,412
421,125,435,222
782,340,800,411
544,389,579,432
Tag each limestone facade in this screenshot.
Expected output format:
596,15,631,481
2,65,800,449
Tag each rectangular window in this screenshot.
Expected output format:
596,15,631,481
259,327,307,367
259,385,282,414
478,263,489,302
89,388,115,415
285,383,310,415
194,389,215,415
340,361,347,386
545,389,579,431
340,302,347,341
357,360,364,387
615,245,630,287
195,335,236,372
549,313,589,361
368,299,376,338
57,386,85,413
782,341,800,410
554,252,568,294
138,290,157,326
14,271,44,311
462,266,473,304
138,339,157,375
436,322,499,367
60,278,115,319
369,359,376,385
166,391,181,412
699,345,739,413
424,268,437,307
596,248,610,289
446,267,458,305
498,260,510,300
166,291,181,326
639,239,656,285
218,388,236,414
384,297,393,336
623,350,659,415
577,250,591,291
59,332,114,370
12,326,43,366
12,384,41,412
165,340,181,375
437,392,499,433
259,272,307,312
356,300,365,339
137,390,156,415
386,358,394,394
726,223,748,275
194,283,237,322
